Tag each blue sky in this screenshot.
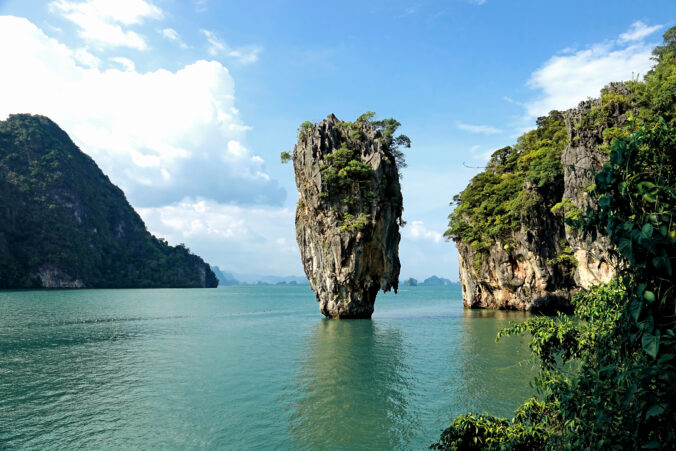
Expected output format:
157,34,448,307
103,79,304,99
0,0,674,280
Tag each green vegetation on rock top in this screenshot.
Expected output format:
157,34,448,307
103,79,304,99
444,111,567,258
287,112,410,231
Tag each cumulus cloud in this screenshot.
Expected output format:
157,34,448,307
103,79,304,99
456,121,501,134
138,199,301,274
0,16,284,207
50,0,162,49
201,29,262,64
524,21,661,119
404,221,443,243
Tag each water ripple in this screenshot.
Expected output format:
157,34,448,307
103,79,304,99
0,286,534,449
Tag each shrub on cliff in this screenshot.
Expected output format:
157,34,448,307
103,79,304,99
284,112,410,229
444,111,567,266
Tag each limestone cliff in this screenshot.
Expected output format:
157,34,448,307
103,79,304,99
456,184,574,314
450,85,633,312
292,114,403,318
561,83,632,289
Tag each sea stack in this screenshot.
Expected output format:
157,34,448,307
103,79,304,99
291,113,406,318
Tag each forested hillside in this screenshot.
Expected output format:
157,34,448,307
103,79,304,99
0,114,218,288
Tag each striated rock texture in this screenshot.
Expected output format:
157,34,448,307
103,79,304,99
0,114,218,288
561,82,632,288
452,83,635,312
293,114,402,318
457,185,574,314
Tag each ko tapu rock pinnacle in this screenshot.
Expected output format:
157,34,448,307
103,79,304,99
283,112,410,318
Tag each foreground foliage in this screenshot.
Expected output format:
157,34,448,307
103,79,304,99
434,27,676,450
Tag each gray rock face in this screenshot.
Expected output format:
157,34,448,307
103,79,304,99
293,115,402,318
456,83,631,311
35,266,85,288
561,82,630,288
457,185,574,313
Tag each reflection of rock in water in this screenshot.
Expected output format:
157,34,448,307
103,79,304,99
447,310,535,417
289,320,418,449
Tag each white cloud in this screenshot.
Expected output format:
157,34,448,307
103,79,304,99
456,121,501,134
73,47,100,68
50,0,162,49
201,29,262,64
0,16,284,207
110,56,135,71
227,47,262,65
202,29,225,55
404,220,443,243
524,22,660,119
502,96,525,107
619,21,662,43
160,27,187,48
160,27,179,40
138,199,301,275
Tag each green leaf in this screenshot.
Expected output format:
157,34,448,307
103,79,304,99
642,330,660,358
643,290,656,303
638,181,656,192
623,382,637,407
628,300,642,322
645,404,665,420
642,441,662,449
618,238,633,258
652,256,672,276
640,223,654,239
640,313,655,333
637,283,647,297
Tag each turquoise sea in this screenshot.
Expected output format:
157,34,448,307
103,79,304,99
0,285,535,449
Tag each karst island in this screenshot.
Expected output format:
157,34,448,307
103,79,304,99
282,112,410,318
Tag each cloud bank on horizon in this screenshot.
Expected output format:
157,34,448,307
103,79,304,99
0,0,667,279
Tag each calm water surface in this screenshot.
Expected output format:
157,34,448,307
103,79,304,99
0,285,534,449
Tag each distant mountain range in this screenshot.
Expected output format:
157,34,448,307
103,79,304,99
211,267,239,286
212,267,309,286
212,268,454,288
403,276,457,287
